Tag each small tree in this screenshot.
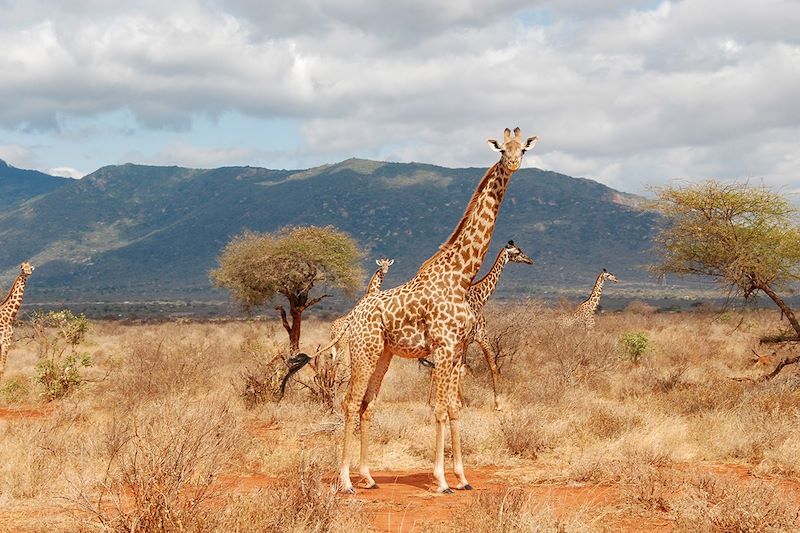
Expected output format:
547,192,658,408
211,225,364,351
652,181,800,339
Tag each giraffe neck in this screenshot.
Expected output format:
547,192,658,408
365,267,386,296
0,273,29,323
470,249,509,307
586,274,605,314
418,162,514,289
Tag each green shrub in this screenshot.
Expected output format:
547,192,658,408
28,310,92,401
618,331,649,364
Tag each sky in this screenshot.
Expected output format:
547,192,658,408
0,0,798,195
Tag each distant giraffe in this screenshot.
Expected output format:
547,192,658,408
329,258,394,361
0,262,34,382
561,268,618,329
425,240,533,410
282,127,538,493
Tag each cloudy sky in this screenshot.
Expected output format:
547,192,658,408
0,0,798,194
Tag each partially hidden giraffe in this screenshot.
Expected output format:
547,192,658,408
560,268,618,330
0,262,34,382
328,258,394,362
424,240,533,411
283,127,537,494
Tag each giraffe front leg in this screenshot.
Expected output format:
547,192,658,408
448,355,471,490
432,343,468,494
0,341,8,383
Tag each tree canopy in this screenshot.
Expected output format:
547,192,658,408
211,225,364,349
652,181,800,337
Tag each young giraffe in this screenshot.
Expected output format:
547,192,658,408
0,262,34,382
561,268,619,330
328,258,394,362
424,240,533,410
285,127,537,493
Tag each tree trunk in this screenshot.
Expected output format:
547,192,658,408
274,303,303,352
289,302,302,352
761,283,800,339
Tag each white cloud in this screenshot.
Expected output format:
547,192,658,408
48,166,84,178
0,0,798,194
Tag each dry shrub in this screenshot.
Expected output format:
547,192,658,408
101,331,221,407
422,488,600,533
661,379,743,415
215,458,369,533
498,410,553,459
238,328,289,408
673,475,800,532
566,449,672,485
624,300,658,314
621,463,673,512
583,404,640,441
76,400,241,533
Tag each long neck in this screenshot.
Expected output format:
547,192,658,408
1,273,29,322
417,162,513,288
586,274,606,312
470,250,508,306
365,267,386,296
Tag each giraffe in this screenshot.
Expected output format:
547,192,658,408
560,268,618,330
424,240,533,411
283,127,537,494
328,258,394,362
0,262,34,382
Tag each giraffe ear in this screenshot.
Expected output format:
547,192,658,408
522,136,538,153
487,139,503,152
375,260,381,266
388,259,394,266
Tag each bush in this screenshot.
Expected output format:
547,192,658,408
0,375,32,403
28,310,92,401
618,331,649,364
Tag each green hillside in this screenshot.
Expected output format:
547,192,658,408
0,159,69,210
0,159,663,302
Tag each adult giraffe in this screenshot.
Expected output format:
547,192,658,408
285,127,537,493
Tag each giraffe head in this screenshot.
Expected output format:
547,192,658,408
375,258,394,274
20,261,34,277
488,127,538,171
504,240,533,265
602,268,619,283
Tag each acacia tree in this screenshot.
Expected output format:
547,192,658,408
652,181,800,339
211,225,364,351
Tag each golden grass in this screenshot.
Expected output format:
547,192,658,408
1,306,799,531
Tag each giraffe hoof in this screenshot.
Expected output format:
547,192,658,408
439,487,454,494
342,487,356,495
458,484,474,491
365,483,379,489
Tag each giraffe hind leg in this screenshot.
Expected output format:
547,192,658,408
358,348,392,489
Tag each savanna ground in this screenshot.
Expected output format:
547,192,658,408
2,302,800,532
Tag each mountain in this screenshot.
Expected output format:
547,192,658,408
0,159,69,210
0,158,663,303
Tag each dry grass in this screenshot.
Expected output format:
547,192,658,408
1,307,800,531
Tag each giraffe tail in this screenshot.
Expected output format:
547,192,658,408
278,353,311,400
278,322,351,400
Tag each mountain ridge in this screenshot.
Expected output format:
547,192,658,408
0,158,662,303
